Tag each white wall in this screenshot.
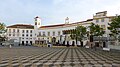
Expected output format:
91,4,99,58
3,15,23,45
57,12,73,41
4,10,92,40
7,28,35,44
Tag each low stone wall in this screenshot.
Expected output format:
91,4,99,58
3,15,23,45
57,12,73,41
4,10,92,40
108,45,120,50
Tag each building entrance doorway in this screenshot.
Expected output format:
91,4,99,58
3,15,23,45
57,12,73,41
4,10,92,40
95,42,99,47
52,37,56,45
30,41,32,45
26,41,28,46
63,41,65,46
103,42,106,47
22,41,24,45
81,42,83,47
72,41,75,46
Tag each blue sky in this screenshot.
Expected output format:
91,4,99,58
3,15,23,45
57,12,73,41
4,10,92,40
0,0,120,26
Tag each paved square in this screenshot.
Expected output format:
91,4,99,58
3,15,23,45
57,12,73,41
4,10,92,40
0,46,120,67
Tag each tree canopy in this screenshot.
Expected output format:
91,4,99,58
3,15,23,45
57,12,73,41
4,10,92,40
70,25,87,42
108,15,120,37
0,22,6,42
0,23,6,34
89,23,104,36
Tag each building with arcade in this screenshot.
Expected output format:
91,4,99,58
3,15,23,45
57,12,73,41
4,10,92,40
6,11,118,48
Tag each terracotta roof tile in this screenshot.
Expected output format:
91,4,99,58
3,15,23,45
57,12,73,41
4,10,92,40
7,24,34,29
40,24,65,28
39,19,93,28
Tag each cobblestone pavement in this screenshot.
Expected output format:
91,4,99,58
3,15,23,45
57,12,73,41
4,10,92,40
0,46,120,67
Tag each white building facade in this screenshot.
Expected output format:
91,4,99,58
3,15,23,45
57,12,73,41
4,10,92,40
7,24,36,45
7,11,118,47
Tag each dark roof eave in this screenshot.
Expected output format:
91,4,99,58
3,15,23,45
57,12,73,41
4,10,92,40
7,24,34,29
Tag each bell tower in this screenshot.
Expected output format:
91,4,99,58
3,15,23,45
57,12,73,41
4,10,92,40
34,16,41,28
65,17,69,24
34,16,41,37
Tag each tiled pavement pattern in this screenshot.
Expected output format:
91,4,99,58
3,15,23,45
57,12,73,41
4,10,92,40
0,46,120,67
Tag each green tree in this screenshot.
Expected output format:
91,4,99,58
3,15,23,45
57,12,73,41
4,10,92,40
108,15,120,45
108,15,120,38
0,23,6,42
89,23,96,36
0,23,6,34
89,23,104,36
70,25,87,46
89,23,105,43
94,24,104,36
